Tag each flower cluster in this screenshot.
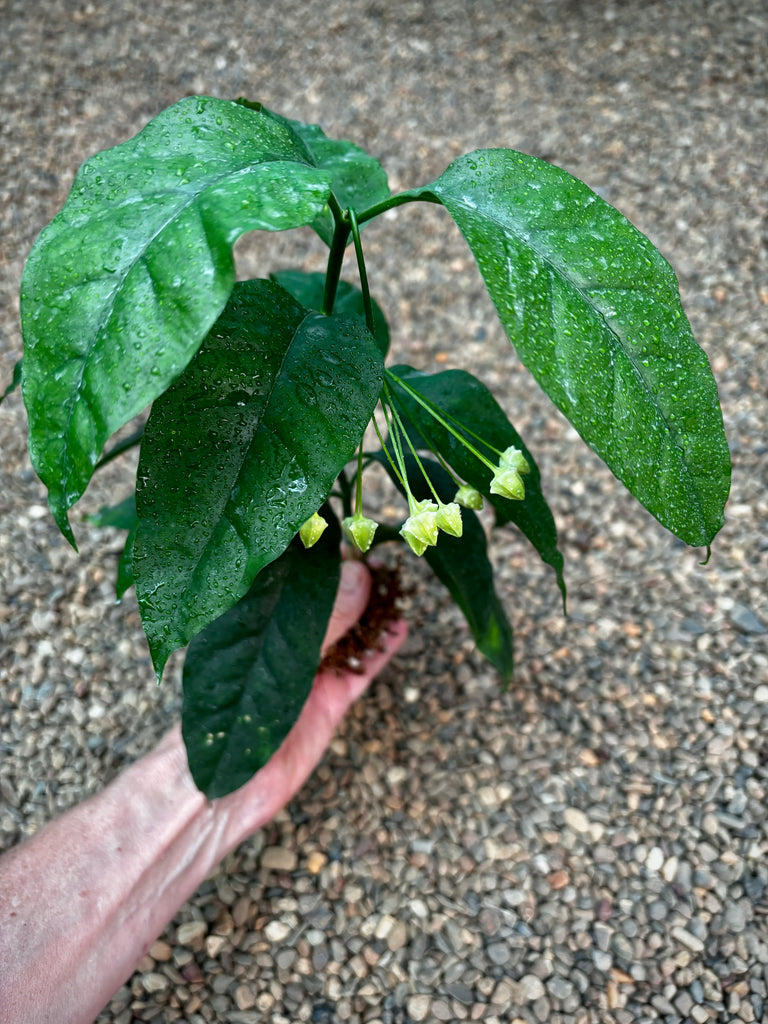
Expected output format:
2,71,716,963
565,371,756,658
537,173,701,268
298,386,531,560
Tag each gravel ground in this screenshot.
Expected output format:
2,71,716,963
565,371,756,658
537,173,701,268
1,1,767,1022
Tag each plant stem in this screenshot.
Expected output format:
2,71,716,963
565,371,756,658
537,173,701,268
322,195,350,315
379,389,411,500
388,390,463,486
356,190,441,227
337,467,353,518
385,389,442,505
354,441,364,516
385,369,500,471
348,208,376,336
372,415,405,488
94,427,145,471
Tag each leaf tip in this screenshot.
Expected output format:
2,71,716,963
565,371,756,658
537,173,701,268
52,505,78,552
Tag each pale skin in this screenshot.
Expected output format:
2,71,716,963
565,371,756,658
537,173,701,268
0,560,407,1024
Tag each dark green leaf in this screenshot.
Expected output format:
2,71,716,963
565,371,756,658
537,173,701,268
270,269,390,355
411,149,730,547
87,492,137,530
0,358,22,405
21,96,333,544
388,365,565,607
182,510,341,798
377,453,514,682
254,104,390,245
116,525,136,602
134,279,384,677
85,494,137,599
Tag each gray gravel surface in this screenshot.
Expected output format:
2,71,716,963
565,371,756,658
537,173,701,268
1,2,767,1022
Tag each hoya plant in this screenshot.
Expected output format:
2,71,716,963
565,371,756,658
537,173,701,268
6,96,730,798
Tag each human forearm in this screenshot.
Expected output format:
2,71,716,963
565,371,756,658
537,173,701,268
0,727,232,1024
0,561,407,1024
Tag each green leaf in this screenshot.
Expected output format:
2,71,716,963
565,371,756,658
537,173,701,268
377,452,514,682
388,364,566,608
270,269,390,355
20,96,333,544
0,358,22,405
181,510,341,798
411,149,730,547
116,525,136,602
134,278,384,677
85,493,137,599
87,492,137,530
247,102,390,245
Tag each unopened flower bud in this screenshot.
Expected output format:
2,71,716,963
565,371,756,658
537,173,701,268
436,501,463,538
400,499,439,556
299,511,328,549
499,445,530,475
342,514,378,553
454,484,483,510
490,467,526,501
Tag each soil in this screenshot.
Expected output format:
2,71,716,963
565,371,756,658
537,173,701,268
319,560,405,674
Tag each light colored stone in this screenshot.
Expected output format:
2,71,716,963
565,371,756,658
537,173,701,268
662,855,679,882
142,972,169,993
491,979,516,1004
264,920,292,943
235,984,256,1010
646,846,664,872
261,846,298,872
563,808,590,833
205,934,226,958
176,920,207,945
306,850,327,875
407,995,432,1021
671,927,705,953
375,914,395,940
149,939,172,961
387,920,408,951
519,975,546,1002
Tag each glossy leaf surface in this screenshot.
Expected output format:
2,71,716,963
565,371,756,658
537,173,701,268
182,513,341,798
21,96,333,543
134,279,383,676
412,150,730,547
388,365,565,606
255,104,390,245
270,269,390,355
378,453,514,682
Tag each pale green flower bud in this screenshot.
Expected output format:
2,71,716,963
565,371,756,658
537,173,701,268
299,511,328,549
400,499,439,556
342,514,378,553
454,483,484,510
490,467,526,501
436,501,463,538
499,445,530,475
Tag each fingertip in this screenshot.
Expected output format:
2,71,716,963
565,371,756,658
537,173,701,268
339,558,370,594
322,560,372,653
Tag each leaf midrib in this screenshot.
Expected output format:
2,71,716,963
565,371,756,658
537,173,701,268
54,159,324,496
440,191,703,517
168,310,317,639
